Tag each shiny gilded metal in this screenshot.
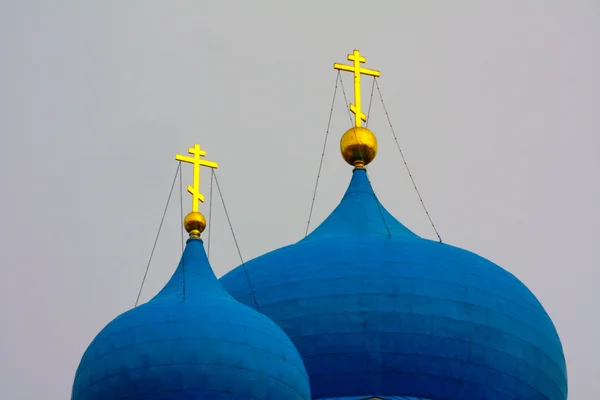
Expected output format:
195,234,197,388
176,143,217,238
334,49,381,128
184,211,206,239
175,144,218,212
340,127,378,168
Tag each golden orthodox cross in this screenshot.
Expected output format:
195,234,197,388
334,50,381,128
175,144,218,212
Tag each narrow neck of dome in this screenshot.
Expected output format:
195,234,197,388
301,168,418,241
151,238,231,301
353,161,365,170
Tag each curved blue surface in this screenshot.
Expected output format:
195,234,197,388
322,397,431,400
72,238,311,400
220,169,568,400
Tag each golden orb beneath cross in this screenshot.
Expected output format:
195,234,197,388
340,127,378,168
184,211,206,239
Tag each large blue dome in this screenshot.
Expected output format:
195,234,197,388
72,238,311,400
220,169,567,400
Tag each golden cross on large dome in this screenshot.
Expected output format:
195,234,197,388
334,50,380,169
334,49,380,128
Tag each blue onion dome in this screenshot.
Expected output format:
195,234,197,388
220,168,568,400
72,237,311,400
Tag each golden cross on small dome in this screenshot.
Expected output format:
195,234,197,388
175,144,218,238
334,49,381,128
176,144,218,212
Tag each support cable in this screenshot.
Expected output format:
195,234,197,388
134,163,180,307
212,171,260,311
207,168,215,259
338,74,354,126
365,77,376,128
375,78,443,243
365,169,392,238
178,162,186,297
179,162,184,252
305,71,341,236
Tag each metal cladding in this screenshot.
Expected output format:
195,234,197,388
220,169,568,400
72,239,311,400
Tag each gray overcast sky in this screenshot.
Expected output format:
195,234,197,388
1,1,598,399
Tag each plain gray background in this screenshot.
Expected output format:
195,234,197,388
1,1,598,399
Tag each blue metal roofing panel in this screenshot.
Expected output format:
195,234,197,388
321,397,431,400
220,169,567,400
72,239,311,400
300,169,418,241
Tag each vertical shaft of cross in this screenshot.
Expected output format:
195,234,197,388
351,51,363,127
191,150,201,211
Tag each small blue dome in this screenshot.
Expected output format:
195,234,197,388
221,169,567,400
72,238,311,400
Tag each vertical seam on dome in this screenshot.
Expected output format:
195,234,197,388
365,169,391,238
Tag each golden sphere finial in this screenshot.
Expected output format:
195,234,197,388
184,211,206,239
340,127,378,168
